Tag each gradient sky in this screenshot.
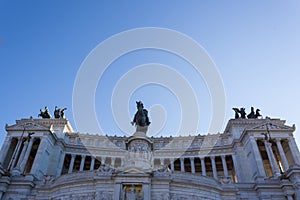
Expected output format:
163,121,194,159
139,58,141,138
0,1,300,147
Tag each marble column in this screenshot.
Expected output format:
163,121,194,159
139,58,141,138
264,140,280,177
180,158,185,172
142,183,151,200
101,157,106,165
16,140,29,169
56,152,65,176
111,157,116,168
79,155,86,171
200,157,206,176
90,157,95,171
0,137,12,166
68,154,76,174
113,183,121,200
221,155,228,177
288,137,300,165
10,138,22,170
30,137,48,179
275,138,289,171
170,158,174,172
190,157,195,173
250,136,266,177
160,158,164,166
19,138,34,173
210,156,218,180
231,154,240,182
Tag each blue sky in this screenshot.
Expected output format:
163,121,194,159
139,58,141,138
0,1,300,146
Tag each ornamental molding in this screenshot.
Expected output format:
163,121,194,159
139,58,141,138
246,122,295,132
5,121,49,132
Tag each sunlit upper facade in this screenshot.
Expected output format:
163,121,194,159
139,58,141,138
0,116,300,200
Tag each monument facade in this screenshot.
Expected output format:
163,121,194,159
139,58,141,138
0,106,300,199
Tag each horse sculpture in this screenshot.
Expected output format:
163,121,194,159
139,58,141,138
232,107,262,119
38,106,52,118
131,101,151,127
247,107,256,119
255,109,262,118
54,106,67,119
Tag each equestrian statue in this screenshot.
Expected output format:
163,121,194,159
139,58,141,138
131,101,151,132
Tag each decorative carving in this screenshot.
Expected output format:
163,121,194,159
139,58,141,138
219,176,232,184
97,163,114,174
42,175,55,185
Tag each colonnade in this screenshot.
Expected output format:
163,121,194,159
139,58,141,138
250,136,299,177
166,154,238,182
0,136,41,175
59,152,238,182
59,153,123,175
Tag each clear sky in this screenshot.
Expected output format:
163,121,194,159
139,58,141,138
0,1,300,147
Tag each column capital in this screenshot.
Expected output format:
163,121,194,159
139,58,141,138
180,157,184,161
189,157,194,161
71,154,76,158
81,154,86,158
275,138,282,142
210,156,215,160
220,155,226,159
199,156,205,160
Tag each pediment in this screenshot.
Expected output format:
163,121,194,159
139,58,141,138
247,122,295,132
6,121,49,132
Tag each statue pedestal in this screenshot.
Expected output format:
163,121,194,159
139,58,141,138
120,129,154,173
135,125,148,134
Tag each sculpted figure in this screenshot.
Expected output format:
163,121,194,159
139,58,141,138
239,107,246,118
232,108,240,119
54,106,60,118
233,106,262,119
54,106,67,119
60,108,67,118
255,109,262,118
131,101,151,127
38,106,52,118
247,107,256,119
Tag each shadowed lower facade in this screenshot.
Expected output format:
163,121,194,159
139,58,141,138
0,117,300,199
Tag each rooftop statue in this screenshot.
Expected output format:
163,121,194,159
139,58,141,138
38,106,52,118
232,107,262,119
232,108,240,119
54,106,67,119
239,107,247,118
255,109,262,118
131,101,151,127
247,107,256,119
